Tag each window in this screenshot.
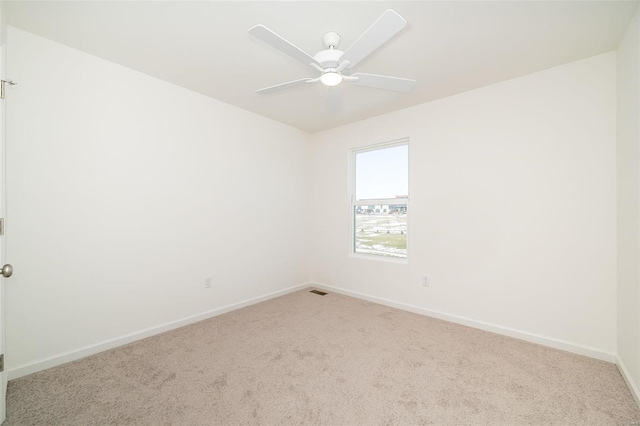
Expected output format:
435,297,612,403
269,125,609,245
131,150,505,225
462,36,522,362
351,140,408,259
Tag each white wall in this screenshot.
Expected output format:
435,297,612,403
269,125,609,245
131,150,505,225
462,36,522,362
310,53,618,359
617,5,640,404
5,27,311,376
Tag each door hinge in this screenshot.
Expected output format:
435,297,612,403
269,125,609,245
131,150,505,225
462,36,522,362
0,218,4,236
0,354,4,372
0,79,17,100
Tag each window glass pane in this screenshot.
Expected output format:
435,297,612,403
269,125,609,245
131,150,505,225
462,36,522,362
354,204,407,258
355,144,408,200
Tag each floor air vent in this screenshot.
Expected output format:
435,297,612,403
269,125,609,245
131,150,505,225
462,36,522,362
309,289,327,296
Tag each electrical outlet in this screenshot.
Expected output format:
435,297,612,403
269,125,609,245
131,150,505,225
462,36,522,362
204,276,213,288
422,276,429,287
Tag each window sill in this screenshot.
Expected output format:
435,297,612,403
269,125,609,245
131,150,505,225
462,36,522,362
349,253,409,265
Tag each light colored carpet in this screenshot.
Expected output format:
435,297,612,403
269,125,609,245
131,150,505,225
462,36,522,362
5,289,640,425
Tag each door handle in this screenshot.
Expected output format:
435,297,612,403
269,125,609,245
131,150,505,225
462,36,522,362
1,264,13,278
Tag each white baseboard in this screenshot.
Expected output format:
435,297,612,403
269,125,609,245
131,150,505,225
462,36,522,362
310,282,617,363
617,355,640,409
10,281,619,382
8,283,310,380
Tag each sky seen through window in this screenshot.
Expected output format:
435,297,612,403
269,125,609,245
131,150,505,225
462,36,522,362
355,144,408,200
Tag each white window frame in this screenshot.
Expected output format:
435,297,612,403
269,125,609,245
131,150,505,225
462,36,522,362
348,138,409,262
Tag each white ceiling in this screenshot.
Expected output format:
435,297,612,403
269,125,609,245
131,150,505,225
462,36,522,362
5,1,638,133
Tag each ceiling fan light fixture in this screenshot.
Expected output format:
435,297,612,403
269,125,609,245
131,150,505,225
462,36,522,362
320,71,342,87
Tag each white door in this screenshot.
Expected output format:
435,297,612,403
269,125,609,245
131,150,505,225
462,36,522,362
0,0,8,422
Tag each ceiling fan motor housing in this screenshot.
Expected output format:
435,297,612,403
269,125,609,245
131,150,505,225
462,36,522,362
313,48,344,69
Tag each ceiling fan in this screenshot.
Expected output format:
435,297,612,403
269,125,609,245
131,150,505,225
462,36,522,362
249,9,416,95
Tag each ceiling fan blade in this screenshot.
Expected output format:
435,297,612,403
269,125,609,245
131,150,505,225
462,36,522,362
249,25,320,67
340,10,407,69
350,73,416,93
255,78,314,95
